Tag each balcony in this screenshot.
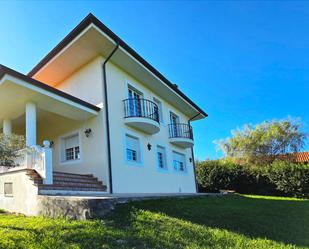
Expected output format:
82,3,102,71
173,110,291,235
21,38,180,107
168,123,194,148
123,98,160,134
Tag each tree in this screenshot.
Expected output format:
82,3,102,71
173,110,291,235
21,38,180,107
215,118,307,165
0,134,26,167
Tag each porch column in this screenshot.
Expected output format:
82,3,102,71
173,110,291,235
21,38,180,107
26,102,37,147
43,140,53,185
3,119,12,135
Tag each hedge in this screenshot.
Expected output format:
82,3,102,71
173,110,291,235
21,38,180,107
196,160,309,197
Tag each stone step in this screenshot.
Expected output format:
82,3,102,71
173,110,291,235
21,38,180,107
34,180,43,185
38,189,108,197
53,171,93,176
53,172,96,180
38,184,107,192
53,177,102,184
27,170,107,193
52,181,104,188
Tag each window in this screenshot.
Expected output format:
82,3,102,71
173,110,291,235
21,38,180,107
153,98,163,123
4,183,13,197
125,134,140,163
128,86,143,117
126,149,137,161
173,151,186,172
61,133,80,162
170,112,180,137
157,145,167,170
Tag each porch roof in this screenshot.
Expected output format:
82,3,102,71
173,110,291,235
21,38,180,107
0,64,100,121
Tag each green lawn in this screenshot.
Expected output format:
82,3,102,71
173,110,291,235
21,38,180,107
0,195,308,249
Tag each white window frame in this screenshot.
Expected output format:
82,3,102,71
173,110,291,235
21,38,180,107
156,145,168,172
125,80,145,99
4,182,13,197
59,130,82,165
124,130,143,167
172,150,187,173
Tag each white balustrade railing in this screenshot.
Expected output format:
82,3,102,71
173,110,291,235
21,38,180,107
0,140,53,184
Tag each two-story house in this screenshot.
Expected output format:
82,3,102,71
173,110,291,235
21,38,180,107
0,14,207,215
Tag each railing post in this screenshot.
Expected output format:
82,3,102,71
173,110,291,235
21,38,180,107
42,140,53,185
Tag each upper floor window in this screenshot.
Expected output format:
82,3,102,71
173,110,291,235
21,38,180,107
157,145,167,170
128,86,143,117
125,134,141,163
170,112,180,137
61,133,81,162
172,151,186,172
153,98,163,123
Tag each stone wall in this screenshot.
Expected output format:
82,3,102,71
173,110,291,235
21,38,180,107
36,196,118,219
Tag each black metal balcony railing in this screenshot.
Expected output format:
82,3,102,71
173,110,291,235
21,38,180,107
168,123,193,140
123,98,159,123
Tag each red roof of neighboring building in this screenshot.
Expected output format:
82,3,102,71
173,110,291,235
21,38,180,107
290,152,309,163
278,152,309,163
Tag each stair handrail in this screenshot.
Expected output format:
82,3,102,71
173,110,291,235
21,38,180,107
28,141,53,185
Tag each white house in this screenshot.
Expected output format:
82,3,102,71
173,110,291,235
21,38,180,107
0,14,207,214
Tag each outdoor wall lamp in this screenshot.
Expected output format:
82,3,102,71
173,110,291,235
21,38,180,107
85,128,92,137
147,143,152,151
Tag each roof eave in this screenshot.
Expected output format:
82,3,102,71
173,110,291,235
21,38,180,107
0,64,101,112
27,13,208,118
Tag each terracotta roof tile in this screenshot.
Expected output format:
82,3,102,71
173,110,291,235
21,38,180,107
278,152,309,163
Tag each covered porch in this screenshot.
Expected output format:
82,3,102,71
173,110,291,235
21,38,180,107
0,65,101,187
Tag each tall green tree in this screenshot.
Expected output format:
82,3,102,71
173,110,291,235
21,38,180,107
0,134,25,167
216,118,307,165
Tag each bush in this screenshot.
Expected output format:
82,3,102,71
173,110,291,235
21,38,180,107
0,134,25,167
267,161,309,197
196,160,309,197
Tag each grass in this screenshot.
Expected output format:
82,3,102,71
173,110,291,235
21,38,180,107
0,195,308,248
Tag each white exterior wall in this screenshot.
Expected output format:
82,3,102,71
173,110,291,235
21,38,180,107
52,56,197,194
0,170,39,215
106,60,196,193
56,57,103,107
43,57,110,192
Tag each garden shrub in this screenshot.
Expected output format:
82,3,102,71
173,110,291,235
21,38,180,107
0,134,25,167
267,161,309,197
196,160,309,197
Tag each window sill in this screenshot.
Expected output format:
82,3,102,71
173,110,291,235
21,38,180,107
157,168,169,173
125,160,143,167
59,159,82,166
173,169,188,175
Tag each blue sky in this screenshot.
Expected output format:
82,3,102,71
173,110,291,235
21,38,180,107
0,1,308,160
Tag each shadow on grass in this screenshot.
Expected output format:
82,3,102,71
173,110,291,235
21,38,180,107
0,195,308,248
107,195,309,248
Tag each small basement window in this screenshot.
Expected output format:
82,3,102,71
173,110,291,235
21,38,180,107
61,133,81,162
4,183,13,197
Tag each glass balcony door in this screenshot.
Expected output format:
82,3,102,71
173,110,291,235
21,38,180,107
170,112,180,137
128,88,142,117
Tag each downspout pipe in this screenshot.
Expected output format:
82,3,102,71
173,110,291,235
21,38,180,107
102,42,119,194
188,112,201,193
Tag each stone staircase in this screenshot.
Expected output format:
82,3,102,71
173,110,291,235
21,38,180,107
26,170,107,195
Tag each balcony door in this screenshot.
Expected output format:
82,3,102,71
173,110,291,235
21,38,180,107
170,112,180,137
128,87,142,117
